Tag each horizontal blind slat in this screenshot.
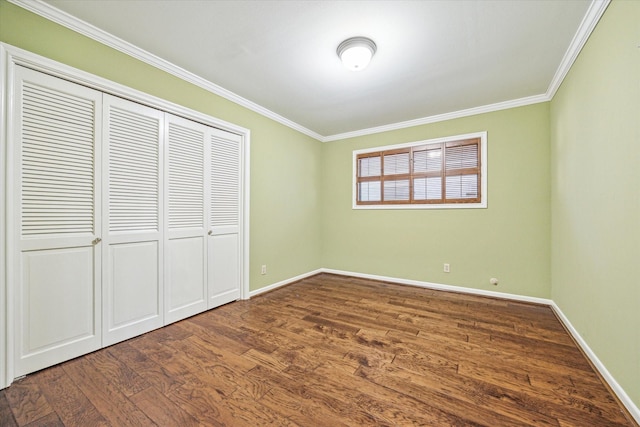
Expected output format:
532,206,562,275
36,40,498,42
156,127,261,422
383,152,410,175
383,179,410,201
445,144,478,170
413,177,442,200
359,155,381,178
445,174,478,199
413,147,442,173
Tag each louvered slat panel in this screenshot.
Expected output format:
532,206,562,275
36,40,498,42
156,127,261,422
211,134,240,227
108,107,159,232
168,122,204,229
21,82,95,236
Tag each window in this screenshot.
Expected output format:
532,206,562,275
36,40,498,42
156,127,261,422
353,132,487,209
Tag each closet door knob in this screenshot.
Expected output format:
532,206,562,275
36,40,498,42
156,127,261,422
92,237,102,245
208,230,213,236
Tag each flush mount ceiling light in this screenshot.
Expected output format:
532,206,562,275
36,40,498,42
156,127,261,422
337,37,377,71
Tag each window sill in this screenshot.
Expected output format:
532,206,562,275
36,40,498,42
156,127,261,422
352,201,487,210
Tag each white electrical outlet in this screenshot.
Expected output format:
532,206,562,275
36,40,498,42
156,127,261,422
261,265,267,275
443,263,450,273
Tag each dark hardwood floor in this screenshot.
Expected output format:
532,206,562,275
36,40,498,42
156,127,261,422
1,273,637,426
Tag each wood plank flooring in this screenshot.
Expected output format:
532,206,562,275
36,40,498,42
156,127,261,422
1,273,637,426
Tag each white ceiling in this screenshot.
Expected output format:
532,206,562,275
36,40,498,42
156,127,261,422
31,0,596,140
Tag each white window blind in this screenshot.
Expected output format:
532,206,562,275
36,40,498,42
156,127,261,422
413,147,442,173
383,179,410,201
446,175,478,199
358,181,381,202
446,144,478,170
413,177,442,201
383,152,410,175
358,155,381,177
354,134,485,208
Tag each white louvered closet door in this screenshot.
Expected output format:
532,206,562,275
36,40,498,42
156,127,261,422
102,95,164,346
164,114,208,323
13,66,103,376
208,128,242,308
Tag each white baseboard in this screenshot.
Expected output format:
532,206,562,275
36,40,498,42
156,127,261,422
320,268,553,305
249,268,323,297
251,268,640,423
550,302,640,424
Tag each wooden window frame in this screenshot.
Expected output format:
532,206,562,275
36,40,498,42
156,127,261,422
353,132,487,209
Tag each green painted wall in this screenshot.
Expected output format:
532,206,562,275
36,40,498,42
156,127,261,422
0,0,323,290
321,103,551,298
550,0,640,407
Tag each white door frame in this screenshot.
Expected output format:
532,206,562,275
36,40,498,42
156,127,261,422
0,43,8,390
0,42,251,389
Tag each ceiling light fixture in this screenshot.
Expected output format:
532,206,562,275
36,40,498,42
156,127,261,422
337,37,377,72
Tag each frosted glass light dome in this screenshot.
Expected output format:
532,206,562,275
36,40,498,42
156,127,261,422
337,37,377,71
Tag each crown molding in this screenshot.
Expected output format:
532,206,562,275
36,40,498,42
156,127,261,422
321,0,609,142
545,0,610,99
322,94,550,142
8,0,324,142
10,0,608,144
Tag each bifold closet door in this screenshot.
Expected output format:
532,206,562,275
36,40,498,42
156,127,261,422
164,114,208,323
13,66,103,376
102,95,164,346
208,129,242,308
